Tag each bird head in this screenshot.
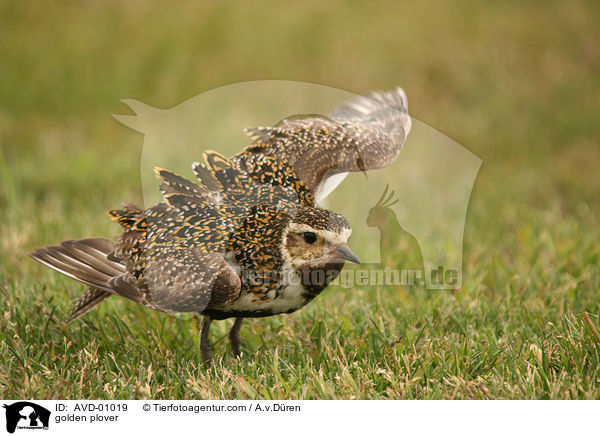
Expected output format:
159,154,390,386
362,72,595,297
281,207,360,269
366,184,399,228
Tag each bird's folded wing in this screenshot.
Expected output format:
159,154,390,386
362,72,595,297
143,247,241,313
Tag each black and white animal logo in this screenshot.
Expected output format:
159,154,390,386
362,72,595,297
2,402,50,434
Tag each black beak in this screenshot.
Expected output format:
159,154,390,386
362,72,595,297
333,244,361,264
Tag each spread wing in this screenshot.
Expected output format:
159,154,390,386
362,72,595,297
241,87,411,201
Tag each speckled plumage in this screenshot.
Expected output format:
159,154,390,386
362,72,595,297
30,87,411,362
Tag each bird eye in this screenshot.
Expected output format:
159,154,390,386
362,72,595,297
303,232,317,244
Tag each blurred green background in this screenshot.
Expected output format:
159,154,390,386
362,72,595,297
2,1,599,215
1,1,599,399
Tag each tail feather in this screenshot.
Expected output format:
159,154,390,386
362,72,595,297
30,238,131,321
65,286,112,323
61,239,126,277
30,240,117,292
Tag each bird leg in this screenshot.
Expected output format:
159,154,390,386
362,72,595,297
200,315,213,364
229,317,244,358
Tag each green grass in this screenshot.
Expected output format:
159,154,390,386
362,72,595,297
1,0,600,399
